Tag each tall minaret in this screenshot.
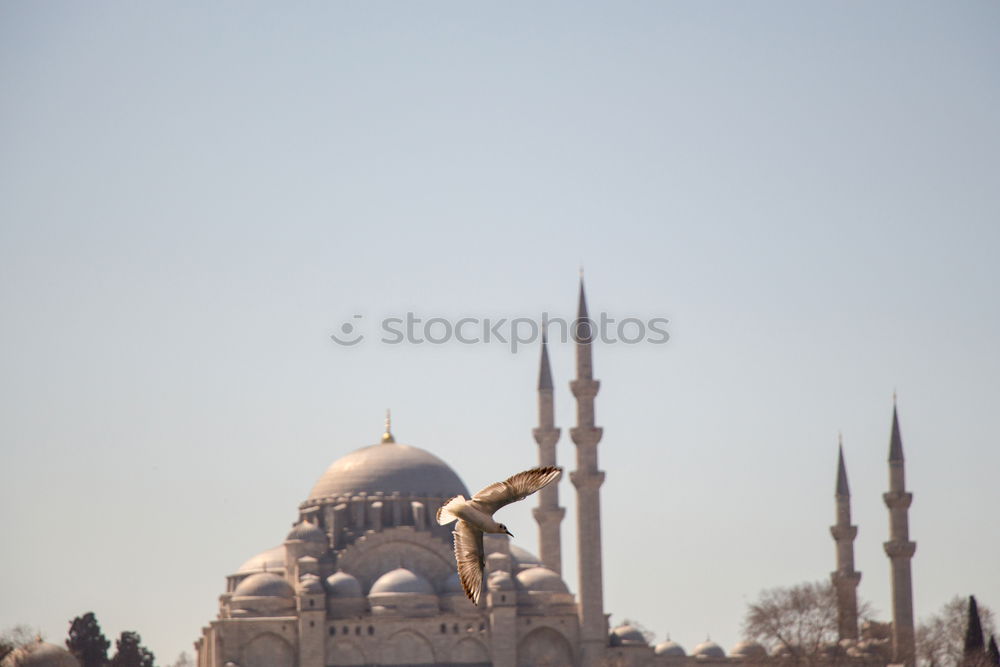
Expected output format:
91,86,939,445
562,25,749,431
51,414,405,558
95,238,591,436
569,277,607,667
532,332,565,573
830,436,861,641
883,398,917,665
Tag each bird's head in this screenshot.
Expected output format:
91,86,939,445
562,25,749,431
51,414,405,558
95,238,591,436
497,524,514,538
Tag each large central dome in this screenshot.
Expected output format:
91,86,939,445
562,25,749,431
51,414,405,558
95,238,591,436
307,441,469,501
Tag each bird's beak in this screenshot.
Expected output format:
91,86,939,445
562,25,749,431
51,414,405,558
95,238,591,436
504,529,514,538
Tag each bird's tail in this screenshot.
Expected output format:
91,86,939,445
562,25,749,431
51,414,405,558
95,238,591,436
436,495,465,525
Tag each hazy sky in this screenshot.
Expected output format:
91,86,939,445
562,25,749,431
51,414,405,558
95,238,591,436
2,1,999,662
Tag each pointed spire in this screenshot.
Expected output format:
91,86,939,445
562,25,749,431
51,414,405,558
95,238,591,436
574,276,593,344
538,330,553,390
381,409,395,443
987,635,999,666
836,437,850,496
965,595,986,655
889,400,904,463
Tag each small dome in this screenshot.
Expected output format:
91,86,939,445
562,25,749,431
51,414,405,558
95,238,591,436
730,641,767,659
286,521,326,542
2,640,79,667
515,566,569,593
610,625,648,647
298,573,324,594
233,572,295,598
441,571,465,595
326,571,363,598
693,640,726,659
655,641,687,657
369,568,434,596
488,571,515,591
308,442,469,500
236,545,285,574
509,544,542,568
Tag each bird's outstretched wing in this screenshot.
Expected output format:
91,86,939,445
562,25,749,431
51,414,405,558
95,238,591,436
470,466,562,515
453,520,485,605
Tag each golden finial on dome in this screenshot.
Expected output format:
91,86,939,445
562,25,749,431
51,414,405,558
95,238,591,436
381,409,395,443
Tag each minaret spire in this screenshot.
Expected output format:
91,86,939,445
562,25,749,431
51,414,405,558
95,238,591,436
538,331,554,391
831,437,861,640
836,434,850,496
532,331,565,573
883,398,916,665
569,276,606,667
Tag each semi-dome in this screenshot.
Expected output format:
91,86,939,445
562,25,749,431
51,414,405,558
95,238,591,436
509,544,542,569
308,442,469,500
730,640,767,659
298,573,324,594
1,640,80,667
286,521,326,542
655,641,687,657
488,571,515,591
693,640,726,659
369,568,434,596
236,545,285,574
326,571,363,598
610,625,648,647
233,572,295,598
515,566,568,593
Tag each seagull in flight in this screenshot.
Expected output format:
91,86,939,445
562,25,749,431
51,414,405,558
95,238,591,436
436,465,562,605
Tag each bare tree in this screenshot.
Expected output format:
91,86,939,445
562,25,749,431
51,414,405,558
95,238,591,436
743,580,873,665
917,596,996,667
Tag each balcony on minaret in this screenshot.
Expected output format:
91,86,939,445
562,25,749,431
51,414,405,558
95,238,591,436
883,539,917,559
570,425,603,445
533,427,560,448
831,570,862,586
533,506,566,522
830,524,858,541
570,378,600,399
883,490,913,510
570,470,606,490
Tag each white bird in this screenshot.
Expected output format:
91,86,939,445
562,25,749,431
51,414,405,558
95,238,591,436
436,465,562,605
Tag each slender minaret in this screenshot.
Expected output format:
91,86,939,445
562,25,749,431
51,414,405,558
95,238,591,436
883,398,917,665
569,277,607,667
532,332,565,574
830,435,861,641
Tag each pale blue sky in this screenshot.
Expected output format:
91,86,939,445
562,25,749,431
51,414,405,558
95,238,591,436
2,1,999,662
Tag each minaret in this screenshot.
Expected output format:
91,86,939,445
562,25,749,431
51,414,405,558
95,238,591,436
883,399,917,665
532,332,565,573
830,435,861,641
569,276,607,667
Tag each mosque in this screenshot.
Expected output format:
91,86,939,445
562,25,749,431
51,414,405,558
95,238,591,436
193,281,918,667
